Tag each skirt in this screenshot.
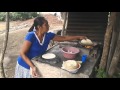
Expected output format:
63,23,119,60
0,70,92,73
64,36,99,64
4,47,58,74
14,62,32,78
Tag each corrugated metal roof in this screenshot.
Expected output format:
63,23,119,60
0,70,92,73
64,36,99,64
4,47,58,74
66,12,109,43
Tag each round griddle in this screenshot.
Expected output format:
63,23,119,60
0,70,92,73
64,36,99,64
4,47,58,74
32,53,61,65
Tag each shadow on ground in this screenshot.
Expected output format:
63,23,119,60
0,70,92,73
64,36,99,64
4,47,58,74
4,55,18,78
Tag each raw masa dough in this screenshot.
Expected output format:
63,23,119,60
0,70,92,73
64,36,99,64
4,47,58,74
81,39,93,45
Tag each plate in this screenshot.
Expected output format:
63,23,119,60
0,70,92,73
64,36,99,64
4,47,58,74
42,53,56,59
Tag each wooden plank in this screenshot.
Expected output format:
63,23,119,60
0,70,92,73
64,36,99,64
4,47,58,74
66,30,105,33
67,22,107,26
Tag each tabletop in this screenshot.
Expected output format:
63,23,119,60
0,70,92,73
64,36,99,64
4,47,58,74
31,42,101,78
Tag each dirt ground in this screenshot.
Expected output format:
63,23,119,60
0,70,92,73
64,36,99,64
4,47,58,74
0,14,63,78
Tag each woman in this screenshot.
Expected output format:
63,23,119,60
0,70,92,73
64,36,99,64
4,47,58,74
14,16,87,78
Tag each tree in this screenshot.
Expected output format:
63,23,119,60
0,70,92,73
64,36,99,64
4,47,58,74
108,31,120,77
0,12,9,78
99,12,117,70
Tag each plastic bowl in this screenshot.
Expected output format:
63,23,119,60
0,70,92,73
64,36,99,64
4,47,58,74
61,46,80,59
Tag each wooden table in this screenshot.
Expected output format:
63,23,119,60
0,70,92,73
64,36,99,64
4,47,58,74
31,43,100,78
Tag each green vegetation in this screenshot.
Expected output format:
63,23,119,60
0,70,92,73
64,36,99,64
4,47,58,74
95,67,120,78
0,12,40,21
95,67,108,78
0,12,6,21
112,73,120,78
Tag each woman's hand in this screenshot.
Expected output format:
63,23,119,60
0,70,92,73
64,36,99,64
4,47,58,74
31,66,40,78
79,36,87,40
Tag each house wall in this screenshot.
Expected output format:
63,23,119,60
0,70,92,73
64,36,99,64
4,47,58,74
66,12,109,43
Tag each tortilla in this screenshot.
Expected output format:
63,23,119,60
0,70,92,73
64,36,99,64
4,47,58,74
61,60,81,73
42,53,56,59
80,39,93,45
63,60,79,70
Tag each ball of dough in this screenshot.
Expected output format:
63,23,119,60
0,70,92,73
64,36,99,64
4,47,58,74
86,39,93,45
81,39,93,45
81,39,87,45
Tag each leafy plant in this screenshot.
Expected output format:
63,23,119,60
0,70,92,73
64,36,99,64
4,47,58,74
95,67,108,78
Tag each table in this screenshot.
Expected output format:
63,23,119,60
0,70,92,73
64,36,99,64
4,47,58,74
31,42,101,78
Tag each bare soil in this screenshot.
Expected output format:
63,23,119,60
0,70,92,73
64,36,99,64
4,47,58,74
0,14,63,78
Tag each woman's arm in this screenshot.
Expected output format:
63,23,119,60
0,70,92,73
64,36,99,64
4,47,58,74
52,35,87,42
20,40,39,77
20,40,35,69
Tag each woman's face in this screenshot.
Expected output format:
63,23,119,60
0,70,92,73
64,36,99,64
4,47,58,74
41,22,49,33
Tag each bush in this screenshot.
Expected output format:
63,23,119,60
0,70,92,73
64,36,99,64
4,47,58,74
0,12,6,21
0,12,40,21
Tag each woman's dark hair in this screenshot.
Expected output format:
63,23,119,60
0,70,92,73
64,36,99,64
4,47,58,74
28,17,48,32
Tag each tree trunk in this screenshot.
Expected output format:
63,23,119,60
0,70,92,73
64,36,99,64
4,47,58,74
106,30,119,72
0,12,9,78
106,12,120,72
99,12,117,70
108,31,120,77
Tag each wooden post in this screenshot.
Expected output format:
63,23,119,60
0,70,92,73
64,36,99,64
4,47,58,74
108,31,120,77
99,12,117,70
61,12,68,36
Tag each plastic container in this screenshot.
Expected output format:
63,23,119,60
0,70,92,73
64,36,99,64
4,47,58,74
81,54,87,63
61,46,80,59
